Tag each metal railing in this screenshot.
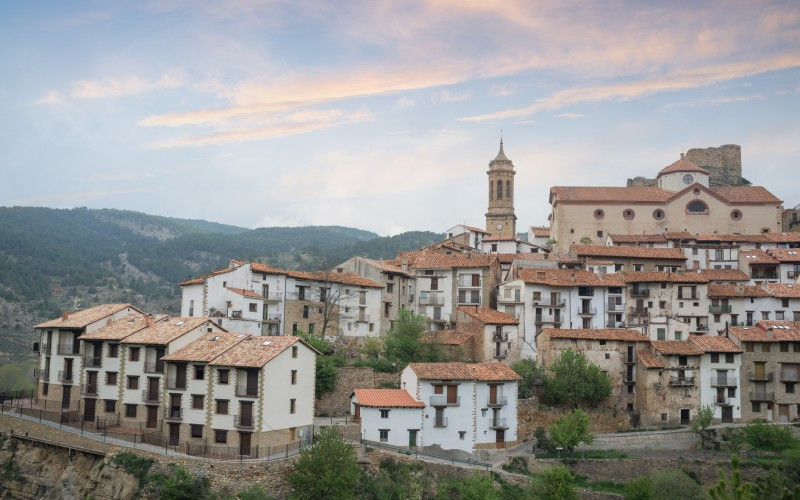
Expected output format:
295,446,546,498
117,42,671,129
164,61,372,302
631,289,650,298
57,371,74,383
607,303,625,312
487,396,507,407
457,297,481,305
264,314,282,323
715,395,733,406
33,368,49,381
628,307,648,316
84,356,102,368
419,295,445,306
82,384,98,396
576,307,597,315
747,371,774,382
262,292,283,302
493,333,509,342
669,376,695,386
433,417,448,428
692,324,709,332
533,298,565,307
356,313,371,323
710,377,738,387
57,343,80,355
490,418,508,429
709,305,733,314
493,349,508,359
749,391,775,402
164,408,183,420
142,390,160,403
166,379,186,390
234,414,254,429
144,361,164,374
498,293,522,303
236,386,259,398
430,396,459,407
456,277,482,288
42,343,52,355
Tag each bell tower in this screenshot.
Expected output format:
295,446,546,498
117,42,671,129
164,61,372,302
485,139,517,238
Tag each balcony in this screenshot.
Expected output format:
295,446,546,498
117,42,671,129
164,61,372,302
747,371,774,382
142,390,160,403
487,396,508,407
356,313,371,323
430,395,460,407
576,307,597,316
498,294,522,304
534,298,565,308
607,322,626,328
166,379,186,390
234,415,255,429
711,377,738,387
263,292,283,302
236,385,259,398
164,408,183,420
493,332,509,342
628,307,648,317
57,370,74,383
429,314,450,323
457,297,481,305
84,356,102,368
81,384,98,396
419,295,445,306
456,277,482,288
144,361,165,374
490,417,508,430
631,289,650,298
433,417,448,428
42,343,52,355
33,368,49,380
709,305,732,314
715,395,733,406
264,314,282,324
57,343,80,355
669,376,695,387
493,349,508,360
607,303,625,312
780,372,800,383
624,356,636,365
749,391,775,402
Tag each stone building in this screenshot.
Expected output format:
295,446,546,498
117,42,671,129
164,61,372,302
688,335,743,424
783,204,800,232
485,141,517,239
570,245,688,272
454,306,520,364
636,341,703,427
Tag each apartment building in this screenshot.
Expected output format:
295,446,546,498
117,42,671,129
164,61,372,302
498,268,626,358
688,335,743,424
482,237,540,254
636,341,703,427
528,226,551,248
454,306,519,364
536,328,649,413
443,224,490,250
768,249,800,283
606,234,670,248
740,249,781,283
335,256,416,335
707,283,800,332
570,245,687,272
729,321,800,422
34,304,145,410
350,389,426,448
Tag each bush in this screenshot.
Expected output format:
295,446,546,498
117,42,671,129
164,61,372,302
511,359,546,399
624,476,652,500
236,484,274,500
288,427,361,500
534,426,554,451
457,472,500,500
529,466,578,500
549,410,594,452
743,422,796,451
110,452,154,482
625,470,703,500
315,356,338,397
155,465,210,500
543,349,611,408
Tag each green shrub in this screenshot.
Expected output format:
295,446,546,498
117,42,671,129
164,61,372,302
624,476,652,499
154,465,210,500
529,466,578,500
288,426,361,500
510,359,546,399
457,472,500,500
743,422,796,451
315,356,338,397
236,484,274,499
111,452,155,482
534,426,554,451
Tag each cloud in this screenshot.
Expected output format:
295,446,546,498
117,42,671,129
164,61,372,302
554,113,585,118
70,69,186,99
393,96,415,110
435,90,473,102
489,84,517,97
662,94,767,109
35,90,65,105
8,187,158,206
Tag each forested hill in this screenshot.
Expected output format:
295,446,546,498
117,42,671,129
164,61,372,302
0,207,441,365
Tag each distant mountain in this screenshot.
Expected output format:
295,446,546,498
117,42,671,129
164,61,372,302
0,206,441,365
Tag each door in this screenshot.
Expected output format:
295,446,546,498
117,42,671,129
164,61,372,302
239,432,252,456
83,397,96,422
495,429,505,449
408,430,417,449
61,384,72,410
169,423,180,446
755,362,766,380
148,377,159,402
489,385,497,405
146,406,158,428
169,394,181,418
240,401,253,427
155,348,165,372
680,409,690,425
446,385,458,405
779,405,790,423
87,371,98,395
176,364,187,389
354,403,361,420
722,407,733,424
247,370,258,396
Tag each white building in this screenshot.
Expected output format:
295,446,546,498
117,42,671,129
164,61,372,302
689,335,743,423
351,389,426,448
482,237,540,254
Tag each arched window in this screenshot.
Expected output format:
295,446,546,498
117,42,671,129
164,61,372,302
489,180,493,201
497,180,503,200
506,180,511,200
652,209,665,220
687,200,709,214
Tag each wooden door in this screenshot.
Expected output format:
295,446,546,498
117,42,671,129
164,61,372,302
247,370,259,395
446,385,458,404
61,385,72,410
755,362,766,380
146,406,158,428
148,377,159,401
489,385,497,405
722,407,733,424
176,364,187,389
83,397,95,421
409,430,417,449
87,371,98,394
169,394,181,418
155,348,165,372
241,401,253,427
239,432,251,456
169,423,180,446
354,403,361,420
779,405,790,423
495,429,505,449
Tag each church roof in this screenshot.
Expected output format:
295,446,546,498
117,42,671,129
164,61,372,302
657,157,709,177
489,140,513,168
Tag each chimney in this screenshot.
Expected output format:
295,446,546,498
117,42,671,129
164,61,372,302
680,153,685,159
61,310,69,320
146,315,154,327
767,327,774,340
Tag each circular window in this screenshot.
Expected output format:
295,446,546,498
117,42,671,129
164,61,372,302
593,209,605,220
692,188,701,195
687,200,709,214
683,174,694,185
623,209,635,220
731,209,743,221
653,209,665,220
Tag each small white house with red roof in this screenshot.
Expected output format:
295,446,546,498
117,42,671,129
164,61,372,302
350,389,426,448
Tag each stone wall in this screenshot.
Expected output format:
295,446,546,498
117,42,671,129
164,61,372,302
685,144,742,178
315,367,400,416
517,399,631,440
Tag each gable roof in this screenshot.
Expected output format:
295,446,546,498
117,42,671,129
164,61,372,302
35,304,139,329
701,269,751,282
161,332,251,362
637,349,665,369
571,245,687,261
550,185,780,205
529,226,551,238
352,389,425,408
688,335,743,353
729,321,800,342
410,253,496,270
407,362,522,382
618,271,709,283
209,335,318,368
121,317,214,346
179,266,238,286
540,328,649,342
651,341,703,356
457,306,518,325
741,249,779,265
517,268,624,287
78,314,150,341
658,158,709,176
710,186,781,204
707,283,771,298
226,287,263,299
608,234,669,244
767,249,800,263
362,259,413,278
761,283,800,298
762,232,800,243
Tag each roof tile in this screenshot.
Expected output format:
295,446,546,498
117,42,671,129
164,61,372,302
571,245,687,261
458,306,518,325
651,341,703,355
121,317,213,346
688,335,743,353
540,328,649,342
407,362,522,381
637,349,665,369
352,389,425,408
162,332,251,362
35,304,137,329
517,268,624,287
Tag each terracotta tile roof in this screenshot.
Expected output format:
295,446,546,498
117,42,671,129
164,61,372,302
407,362,522,381
517,268,625,287
458,306,518,325
663,231,698,240
637,349,665,369
483,236,525,242
35,304,138,329
730,321,800,342
121,317,214,346
658,158,709,176
250,262,287,275
695,234,766,243
608,234,668,243
161,332,251,362
761,283,800,298
651,341,703,356
529,226,550,238
462,225,491,234
550,186,673,203
741,249,779,265
410,254,496,270
710,186,781,204
208,335,301,368
352,389,425,408
495,253,576,265
422,330,473,345
618,271,709,283
226,287,263,299
762,232,800,243
179,266,237,286
688,335,743,353
571,245,687,261
701,269,750,282
286,270,382,288
540,328,649,342
79,314,149,341
767,249,800,263
707,284,771,298
363,259,413,278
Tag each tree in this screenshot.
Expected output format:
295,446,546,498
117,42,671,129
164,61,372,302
692,404,715,450
457,472,501,500
384,308,429,364
315,356,338,397
549,410,594,452
625,470,705,500
288,426,362,500
529,466,578,500
308,271,354,338
511,358,546,399
543,349,611,408
708,454,756,500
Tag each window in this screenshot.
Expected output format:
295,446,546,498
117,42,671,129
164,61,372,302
194,366,205,380
661,413,668,422
216,400,229,414
108,344,118,358
687,200,708,214
596,230,603,238
129,347,140,362
711,353,719,363
730,209,743,220
291,370,297,384
215,430,227,444
653,209,665,220
725,353,734,363
106,372,117,385
599,339,607,346
430,277,439,290
762,343,771,353
657,328,666,341
125,404,137,418
593,209,605,220
127,376,139,390
728,387,736,398
386,283,394,293
623,209,635,220
746,343,754,352
192,395,204,409
683,174,694,184
290,399,296,414
292,323,298,333
634,264,643,271
218,369,229,384
249,303,257,313
308,324,315,334
678,356,688,366
191,425,203,438
105,400,116,413
787,384,795,394
781,343,789,353
379,429,389,442
497,179,502,199
752,403,761,413
380,409,389,419
302,305,309,319
42,383,48,396
459,431,466,440
292,346,298,358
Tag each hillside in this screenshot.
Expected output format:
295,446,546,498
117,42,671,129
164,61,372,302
0,207,441,371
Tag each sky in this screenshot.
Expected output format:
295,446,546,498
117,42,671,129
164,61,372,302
1,1,799,236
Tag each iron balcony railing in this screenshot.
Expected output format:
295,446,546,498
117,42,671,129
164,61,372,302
487,396,508,407
234,414,255,429
166,379,186,390
236,385,259,398
144,360,165,374
433,417,448,428
576,307,597,316
57,370,74,383
498,293,522,303
142,390,161,403
430,396,460,407
42,343,52,355
490,418,508,429
628,307,648,316
264,314,282,323
493,349,508,359
57,343,80,355
709,305,733,314
749,391,775,402
715,395,733,406
788,271,799,280
84,356,102,368
607,303,625,312
164,407,183,420
533,298,565,307
669,376,695,387
356,313,371,323
710,377,738,387
747,371,774,382
419,295,445,306
456,277,482,288
262,292,283,302
457,297,481,305
630,289,650,298
493,332,509,342
82,383,98,396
